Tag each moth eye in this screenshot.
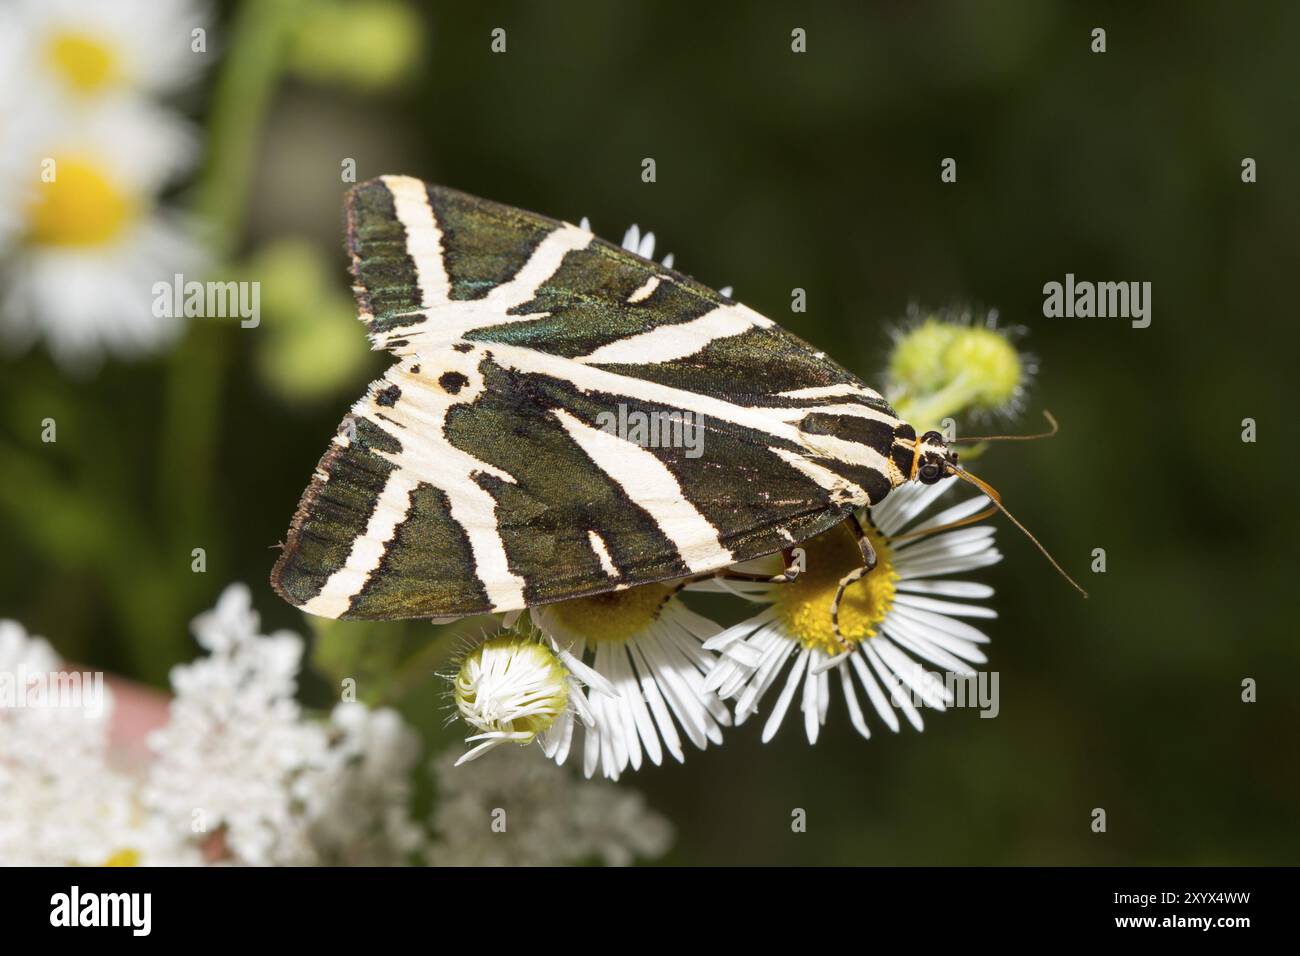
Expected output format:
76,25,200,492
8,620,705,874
918,462,942,483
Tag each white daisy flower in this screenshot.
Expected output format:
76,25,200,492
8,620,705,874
13,0,211,101
532,585,731,780
0,98,203,369
0,24,48,248
703,476,1002,743
451,632,606,767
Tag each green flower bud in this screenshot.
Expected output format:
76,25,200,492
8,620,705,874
289,0,424,93
248,239,372,403
887,314,1028,432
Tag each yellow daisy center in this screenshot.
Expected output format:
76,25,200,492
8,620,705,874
46,31,121,94
544,583,677,644
101,848,141,867
773,521,898,655
26,157,135,247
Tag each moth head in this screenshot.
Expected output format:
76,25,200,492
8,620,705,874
913,430,957,484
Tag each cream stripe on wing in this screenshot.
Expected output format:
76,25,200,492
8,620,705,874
626,275,662,304
372,369,526,612
767,401,899,426
552,408,732,573
777,383,885,401
769,448,867,505
484,341,893,476
302,471,419,618
381,175,450,306
574,303,773,365
588,530,619,578
483,224,593,310
331,358,528,613
371,224,593,350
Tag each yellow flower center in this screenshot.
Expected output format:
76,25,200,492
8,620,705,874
544,583,677,644
773,521,897,655
101,848,140,867
46,31,121,94
26,157,135,247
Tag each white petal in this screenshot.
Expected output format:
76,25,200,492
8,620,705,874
891,604,993,645
629,639,685,763
895,579,994,599
897,495,991,538
801,661,820,744
617,642,663,766
862,643,924,731
761,648,808,743
838,662,871,739
850,650,900,732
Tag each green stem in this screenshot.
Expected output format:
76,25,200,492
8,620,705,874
158,0,311,578
194,0,314,257
893,374,982,432
377,624,478,707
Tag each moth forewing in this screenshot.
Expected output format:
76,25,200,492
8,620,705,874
271,176,918,621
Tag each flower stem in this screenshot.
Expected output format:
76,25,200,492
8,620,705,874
159,0,311,581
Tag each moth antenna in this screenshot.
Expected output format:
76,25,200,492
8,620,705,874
949,409,1060,444
949,465,1089,598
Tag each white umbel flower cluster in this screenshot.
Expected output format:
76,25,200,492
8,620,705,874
0,620,198,866
144,584,426,866
4,585,675,867
429,750,673,867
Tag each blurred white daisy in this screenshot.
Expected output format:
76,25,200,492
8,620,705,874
0,98,203,369
13,0,211,101
533,585,731,780
0,24,47,248
703,477,1001,743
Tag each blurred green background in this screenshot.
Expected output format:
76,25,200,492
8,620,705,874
2,0,1297,864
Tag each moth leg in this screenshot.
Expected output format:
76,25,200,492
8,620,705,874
714,547,803,585
772,546,803,583
831,513,876,650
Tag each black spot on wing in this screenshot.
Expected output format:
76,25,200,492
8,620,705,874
439,371,469,394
